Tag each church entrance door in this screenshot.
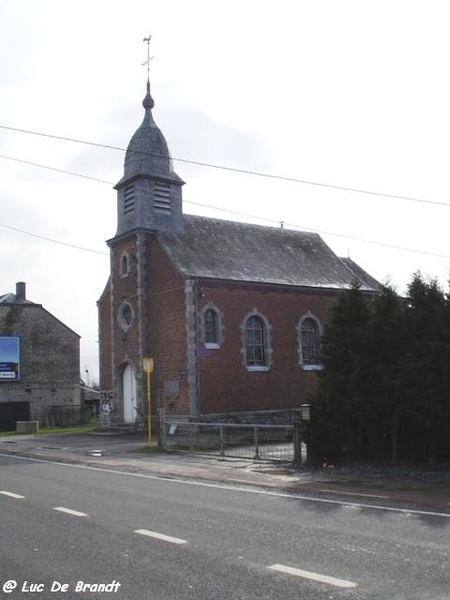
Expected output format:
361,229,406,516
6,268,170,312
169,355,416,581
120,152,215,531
122,363,137,423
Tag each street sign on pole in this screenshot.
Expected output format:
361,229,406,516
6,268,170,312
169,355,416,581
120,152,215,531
143,357,154,373
142,357,154,447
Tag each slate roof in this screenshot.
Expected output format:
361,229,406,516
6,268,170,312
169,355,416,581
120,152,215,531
157,215,381,292
115,83,183,188
0,293,35,305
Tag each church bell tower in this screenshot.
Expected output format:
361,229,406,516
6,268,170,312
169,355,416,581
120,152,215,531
105,40,185,425
114,52,184,236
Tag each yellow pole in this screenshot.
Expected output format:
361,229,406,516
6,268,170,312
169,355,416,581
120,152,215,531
143,357,154,448
147,369,151,448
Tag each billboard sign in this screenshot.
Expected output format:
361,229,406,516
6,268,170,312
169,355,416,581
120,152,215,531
0,336,20,381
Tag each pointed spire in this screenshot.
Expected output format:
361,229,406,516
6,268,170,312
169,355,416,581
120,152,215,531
115,35,184,189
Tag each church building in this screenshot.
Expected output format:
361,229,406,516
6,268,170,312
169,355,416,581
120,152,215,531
97,79,381,425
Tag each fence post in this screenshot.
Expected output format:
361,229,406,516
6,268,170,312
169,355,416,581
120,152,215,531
293,421,302,464
189,427,194,453
159,408,166,450
219,424,225,457
254,426,260,459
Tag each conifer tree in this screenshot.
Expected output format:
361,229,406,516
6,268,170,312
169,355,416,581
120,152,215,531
404,273,447,464
366,285,407,463
309,273,450,466
313,282,371,462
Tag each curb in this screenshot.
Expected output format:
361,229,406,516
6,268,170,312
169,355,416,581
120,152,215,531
2,444,450,513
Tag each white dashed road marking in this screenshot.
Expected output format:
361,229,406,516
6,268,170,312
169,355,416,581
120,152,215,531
134,529,188,545
0,490,25,499
268,564,358,589
53,506,88,517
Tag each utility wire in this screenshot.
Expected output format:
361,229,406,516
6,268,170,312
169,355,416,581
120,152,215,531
0,221,109,255
1,152,450,259
0,154,113,185
2,124,450,208
186,200,450,259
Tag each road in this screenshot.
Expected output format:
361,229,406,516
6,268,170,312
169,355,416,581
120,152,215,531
0,453,449,600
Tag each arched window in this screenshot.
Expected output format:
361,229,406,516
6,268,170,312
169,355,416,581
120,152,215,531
245,316,267,367
204,308,219,344
300,317,321,368
200,303,223,349
120,252,129,277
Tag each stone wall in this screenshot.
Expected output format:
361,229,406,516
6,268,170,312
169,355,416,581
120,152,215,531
0,303,81,415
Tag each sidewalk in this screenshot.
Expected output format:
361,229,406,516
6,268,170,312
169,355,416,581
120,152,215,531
1,432,449,512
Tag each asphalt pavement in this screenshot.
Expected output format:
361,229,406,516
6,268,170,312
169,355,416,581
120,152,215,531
3,452,449,599
1,431,449,513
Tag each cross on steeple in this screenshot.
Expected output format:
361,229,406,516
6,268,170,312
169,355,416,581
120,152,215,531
142,35,154,83
141,36,155,111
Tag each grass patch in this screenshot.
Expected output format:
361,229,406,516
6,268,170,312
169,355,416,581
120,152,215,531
0,423,97,437
135,445,163,454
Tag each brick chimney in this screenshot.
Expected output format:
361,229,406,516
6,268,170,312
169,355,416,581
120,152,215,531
16,281,26,300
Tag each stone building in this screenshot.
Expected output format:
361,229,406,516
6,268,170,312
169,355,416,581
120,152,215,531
0,282,81,430
98,80,381,425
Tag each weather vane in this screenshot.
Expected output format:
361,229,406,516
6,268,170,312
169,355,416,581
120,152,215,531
142,35,154,82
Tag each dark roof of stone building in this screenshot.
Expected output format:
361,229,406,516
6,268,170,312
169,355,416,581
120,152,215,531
158,215,381,292
0,284,80,337
0,294,35,305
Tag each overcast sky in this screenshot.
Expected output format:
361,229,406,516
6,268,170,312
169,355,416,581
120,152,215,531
1,0,450,384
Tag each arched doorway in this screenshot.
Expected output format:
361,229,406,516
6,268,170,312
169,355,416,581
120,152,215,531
122,363,137,423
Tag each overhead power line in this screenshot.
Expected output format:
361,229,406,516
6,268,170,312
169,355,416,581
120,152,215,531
0,221,109,255
0,153,113,185
1,124,450,208
186,201,450,259
1,152,450,259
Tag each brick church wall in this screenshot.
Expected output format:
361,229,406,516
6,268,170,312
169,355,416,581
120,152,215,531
147,239,190,415
97,282,112,391
100,236,344,420
110,236,141,374
196,281,336,415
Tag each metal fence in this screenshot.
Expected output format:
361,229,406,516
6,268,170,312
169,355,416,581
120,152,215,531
162,420,294,462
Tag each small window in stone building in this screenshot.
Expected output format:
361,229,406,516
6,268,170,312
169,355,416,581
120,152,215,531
204,309,219,345
123,185,135,215
245,316,267,367
299,316,322,370
120,253,129,277
200,304,223,349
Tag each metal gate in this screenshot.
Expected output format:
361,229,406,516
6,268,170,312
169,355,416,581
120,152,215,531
162,419,294,462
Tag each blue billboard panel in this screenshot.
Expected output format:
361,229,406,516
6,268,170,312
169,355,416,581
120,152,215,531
0,336,20,381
